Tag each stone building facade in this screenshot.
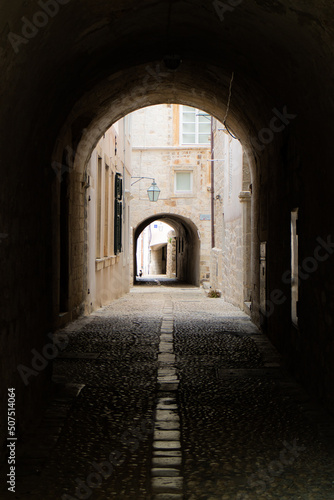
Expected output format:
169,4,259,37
210,120,252,311
130,104,212,286
85,117,132,312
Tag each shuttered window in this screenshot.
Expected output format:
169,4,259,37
114,173,123,255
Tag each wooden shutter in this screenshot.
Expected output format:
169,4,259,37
114,173,123,254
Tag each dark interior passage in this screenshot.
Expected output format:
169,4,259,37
1,0,334,467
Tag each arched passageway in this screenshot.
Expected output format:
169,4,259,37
133,214,201,286
136,221,173,278
1,1,334,448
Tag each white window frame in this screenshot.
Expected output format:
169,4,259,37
174,171,193,194
179,106,211,145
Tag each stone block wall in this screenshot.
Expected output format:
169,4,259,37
85,118,132,312
210,121,252,310
150,247,164,275
167,232,177,278
222,218,243,305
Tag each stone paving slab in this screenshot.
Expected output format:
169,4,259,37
156,409,179,421
152,468,180,477
157,402,178,410
152,298,183,498
152,456,182,467
158,353,176,363
154,430,181,441
152,476,183,492
160,334,174,342
158,382,179,392
158,375,178,382
159,343,174,353
153,450,182,457
153,441,181,450
158,369,177,376
155,421,180,430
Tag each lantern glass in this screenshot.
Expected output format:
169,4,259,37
147,181,160,202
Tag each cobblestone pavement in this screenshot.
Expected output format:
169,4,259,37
7,287,334,499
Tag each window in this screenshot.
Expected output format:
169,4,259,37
96,157,102,259
180,106,211,144
114,173,122,255
175,171,193,193
110,171,114,255
104,164,109,257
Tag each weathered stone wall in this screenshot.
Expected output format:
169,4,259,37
210,122,251,309
150,246,166,275
223,218,243,305
167,231,177,278
131,106,172,147
85,118,132,313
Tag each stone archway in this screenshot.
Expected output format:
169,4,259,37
133,214,201,286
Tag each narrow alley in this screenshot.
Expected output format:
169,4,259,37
2,4,334,499
11,286,334,500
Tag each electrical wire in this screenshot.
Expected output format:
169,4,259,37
223,71,234,124
223,71,239,140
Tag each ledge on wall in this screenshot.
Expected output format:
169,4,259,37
244,301,252,316
95,256,119,271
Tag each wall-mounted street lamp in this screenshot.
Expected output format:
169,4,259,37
131,177,161,202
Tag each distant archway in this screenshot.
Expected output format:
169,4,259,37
136,221,173,277
133,213,201,286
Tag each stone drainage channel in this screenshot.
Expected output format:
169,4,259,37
151,299,184,499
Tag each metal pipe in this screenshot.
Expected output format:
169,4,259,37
123,118,126,225
131,176,156,186
211,116,215,248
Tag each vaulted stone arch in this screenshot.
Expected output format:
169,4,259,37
133,213,201,286
1,0,334,447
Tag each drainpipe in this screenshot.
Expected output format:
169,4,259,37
211,116,215,248
123,118,126,223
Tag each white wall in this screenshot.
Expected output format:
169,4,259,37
86,116,132,312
